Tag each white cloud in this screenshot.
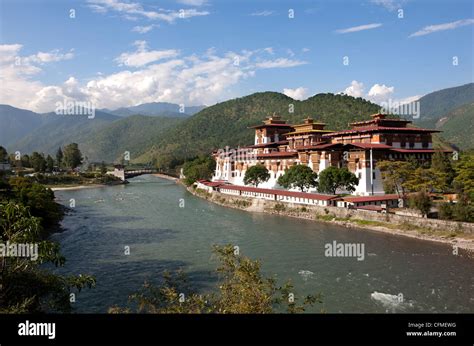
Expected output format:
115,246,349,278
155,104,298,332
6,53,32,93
250,10,274,16
367,83,395,103
0,44,81,112
302,47,310,53
343,80,365,98
255,58,307,69
1,43,308,112
370,0,402,11
87,0,209,23
26,49,74,64
132,24,158,34
409,19,474,38
283,87,308,100
263,47,274,55
114,41,179,67
177,0,208,5
336,23,382,34
341,80,398,104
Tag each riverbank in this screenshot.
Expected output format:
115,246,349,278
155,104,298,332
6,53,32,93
186,184,474,254
50,184,109,191
152,173,179,182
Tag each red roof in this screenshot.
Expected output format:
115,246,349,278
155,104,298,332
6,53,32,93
323,126,440,137
218,184,337,201
256,152,298,158
342,194,399,203
390,149,451,153
246,140,288,148
197,180,224,187
250,124,293,129
347,143,393,149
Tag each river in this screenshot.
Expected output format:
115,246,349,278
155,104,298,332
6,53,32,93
51,175,474,313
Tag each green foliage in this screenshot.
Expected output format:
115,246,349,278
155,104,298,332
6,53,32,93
414,83,474,127
182,156,216,186
0,146,7,162
431,151,456,188
100,161,107,175
56,147,63,167
0,202,95,313
439,195,474,223
408,191,432,217
278,164,318,192
30,152,46,172
46,155,54,173
109,245,321,314
453,152,474,200
62,143,83,169
243,164,270,187
317,166,358,195
403,167,448,193
274,203,286,212
378,161,414,196
7,177,62,229
437,103,474,150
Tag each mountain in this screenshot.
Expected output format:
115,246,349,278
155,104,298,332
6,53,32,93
436,103,474,150
0,105,46,147
10,110,119,155
79,115,184,162
135,92,381,166
1,104,185,162
102,102,206,117
415,83,474,128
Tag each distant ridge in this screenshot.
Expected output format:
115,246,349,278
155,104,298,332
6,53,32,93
101,102,206,117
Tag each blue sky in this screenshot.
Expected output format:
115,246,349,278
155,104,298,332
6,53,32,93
0,0,472,112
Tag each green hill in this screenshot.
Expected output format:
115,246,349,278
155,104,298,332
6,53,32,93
415,83,474,128
135,92,381,166
11,111,119,156
80,115,184,162
437,103,474,150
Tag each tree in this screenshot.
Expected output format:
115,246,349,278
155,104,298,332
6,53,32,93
453,153,474,201
0,146,7,162
0,201,95,313
8,176,62,229
182,156,216,186
404,167,448,193
63,143,83,170
21,154,31,168
56,147,63,168
278,164,318,192
109,245,321,314
431,151,455,188
317,166,358,195
30,152,46,173
408,191,432,217
452,194,474,222
378,161,413,197
100,161,107,175
46,155,54,173
243,164,270,188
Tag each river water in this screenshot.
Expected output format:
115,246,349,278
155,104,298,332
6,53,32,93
51,175,474,313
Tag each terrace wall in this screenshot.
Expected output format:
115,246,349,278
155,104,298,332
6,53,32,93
193,188,474,234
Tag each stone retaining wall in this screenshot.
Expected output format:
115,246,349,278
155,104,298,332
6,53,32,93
193,188,474,234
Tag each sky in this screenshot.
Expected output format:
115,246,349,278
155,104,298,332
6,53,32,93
0,0,473,112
